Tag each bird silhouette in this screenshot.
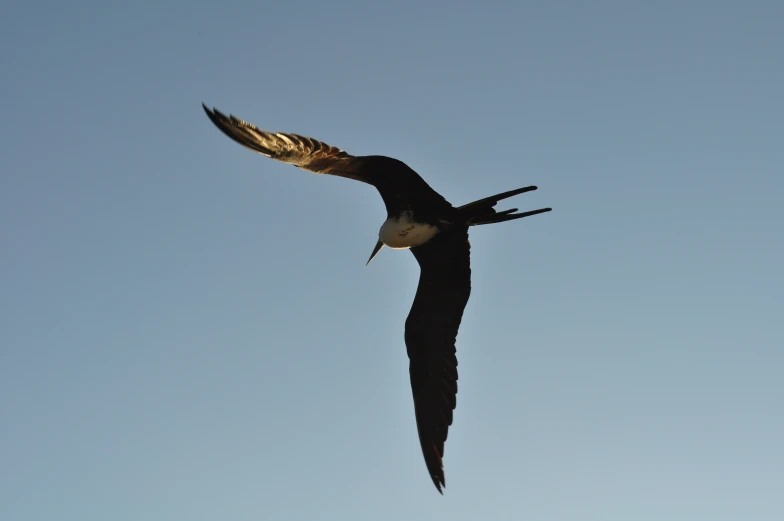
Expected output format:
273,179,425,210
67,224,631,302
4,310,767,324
203,104,551,493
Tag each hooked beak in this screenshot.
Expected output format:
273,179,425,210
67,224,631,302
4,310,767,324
366,240,384,266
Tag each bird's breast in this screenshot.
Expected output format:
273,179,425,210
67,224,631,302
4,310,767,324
379,212,439,249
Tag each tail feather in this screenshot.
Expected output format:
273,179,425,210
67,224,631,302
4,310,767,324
458,186,552,226
457,186,538,212
469,207,552,225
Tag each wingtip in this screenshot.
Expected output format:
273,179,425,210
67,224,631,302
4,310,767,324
426,445,446,494
202,104,238,133
202,103,230,121
202,103,221,124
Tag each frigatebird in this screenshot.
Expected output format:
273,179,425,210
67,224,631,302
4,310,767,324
202,104,551,493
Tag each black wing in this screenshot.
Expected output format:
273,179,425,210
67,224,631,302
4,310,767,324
405,228,472,493
202,104,372,184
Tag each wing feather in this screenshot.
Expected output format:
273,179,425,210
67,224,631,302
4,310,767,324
405,229,472,493
202,104,371,184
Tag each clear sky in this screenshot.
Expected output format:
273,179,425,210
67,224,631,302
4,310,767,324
2,1,782,520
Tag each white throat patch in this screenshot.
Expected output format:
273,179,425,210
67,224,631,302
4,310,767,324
378,211,439,249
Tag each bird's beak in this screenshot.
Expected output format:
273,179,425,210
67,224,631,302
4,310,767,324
366,240,384,266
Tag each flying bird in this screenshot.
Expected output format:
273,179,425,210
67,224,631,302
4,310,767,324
202,104,551,493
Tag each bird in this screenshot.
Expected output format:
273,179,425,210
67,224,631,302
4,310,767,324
202,103,551,493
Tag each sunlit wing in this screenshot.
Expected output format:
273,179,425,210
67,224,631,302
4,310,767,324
202,104,372,184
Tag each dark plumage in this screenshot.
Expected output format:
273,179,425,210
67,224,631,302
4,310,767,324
203,104,551,492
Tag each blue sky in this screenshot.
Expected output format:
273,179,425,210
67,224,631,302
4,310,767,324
2,1,782,519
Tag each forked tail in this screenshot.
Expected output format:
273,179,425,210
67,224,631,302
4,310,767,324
458,186,552,226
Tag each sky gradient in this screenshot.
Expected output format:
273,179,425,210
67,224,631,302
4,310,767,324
2,1,783,520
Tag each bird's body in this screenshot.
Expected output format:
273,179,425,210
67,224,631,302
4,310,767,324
202,104,551,493
378,211,439,249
